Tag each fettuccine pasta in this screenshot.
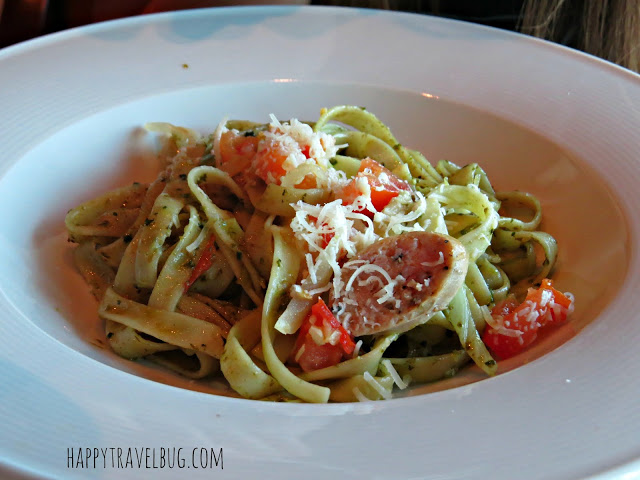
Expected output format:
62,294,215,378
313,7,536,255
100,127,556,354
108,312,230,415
66,106,574,402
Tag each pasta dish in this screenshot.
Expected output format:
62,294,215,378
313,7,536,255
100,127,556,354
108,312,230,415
65,106,574,402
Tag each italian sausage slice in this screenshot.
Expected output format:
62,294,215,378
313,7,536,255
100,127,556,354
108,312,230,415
331,231,468,336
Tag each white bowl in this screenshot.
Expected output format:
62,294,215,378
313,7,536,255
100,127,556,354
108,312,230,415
0,6,638,480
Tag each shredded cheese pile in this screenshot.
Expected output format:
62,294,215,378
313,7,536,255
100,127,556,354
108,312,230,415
290,189,433,332
265,115,339,170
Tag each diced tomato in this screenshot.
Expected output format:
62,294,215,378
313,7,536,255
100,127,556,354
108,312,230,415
526,278,573,323
219,130,259,165
359,158,409,191
312,299,355,354
482,279,573,359
293,333,345,373
483,296,538,359
253,142,287,184
338,158,411,214
183,235,217,292
291,298,356,372
252,140,317,188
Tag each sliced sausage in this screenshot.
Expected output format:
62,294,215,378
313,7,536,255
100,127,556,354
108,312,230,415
331,231,468,336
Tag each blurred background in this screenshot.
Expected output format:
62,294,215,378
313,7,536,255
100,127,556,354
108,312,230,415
0,0,638,72
0,0,524,48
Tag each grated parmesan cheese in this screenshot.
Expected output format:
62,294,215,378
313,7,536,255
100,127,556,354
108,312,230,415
345,263,395,295
294,344,306,362
255,115,343,189
565,292,575,314
421,251,444,267
352,387,370,402
352,339,363,358
374,191,429,237
381,359,408,390
363,371,392,400
290,197,383,318
211,116,229,166
305,253,317,284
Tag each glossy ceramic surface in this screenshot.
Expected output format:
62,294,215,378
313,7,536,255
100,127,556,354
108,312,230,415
0,7,638,479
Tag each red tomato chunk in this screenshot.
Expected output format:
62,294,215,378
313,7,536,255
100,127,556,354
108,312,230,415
338,158,411,215
291,299,356,372
482,279,574,359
